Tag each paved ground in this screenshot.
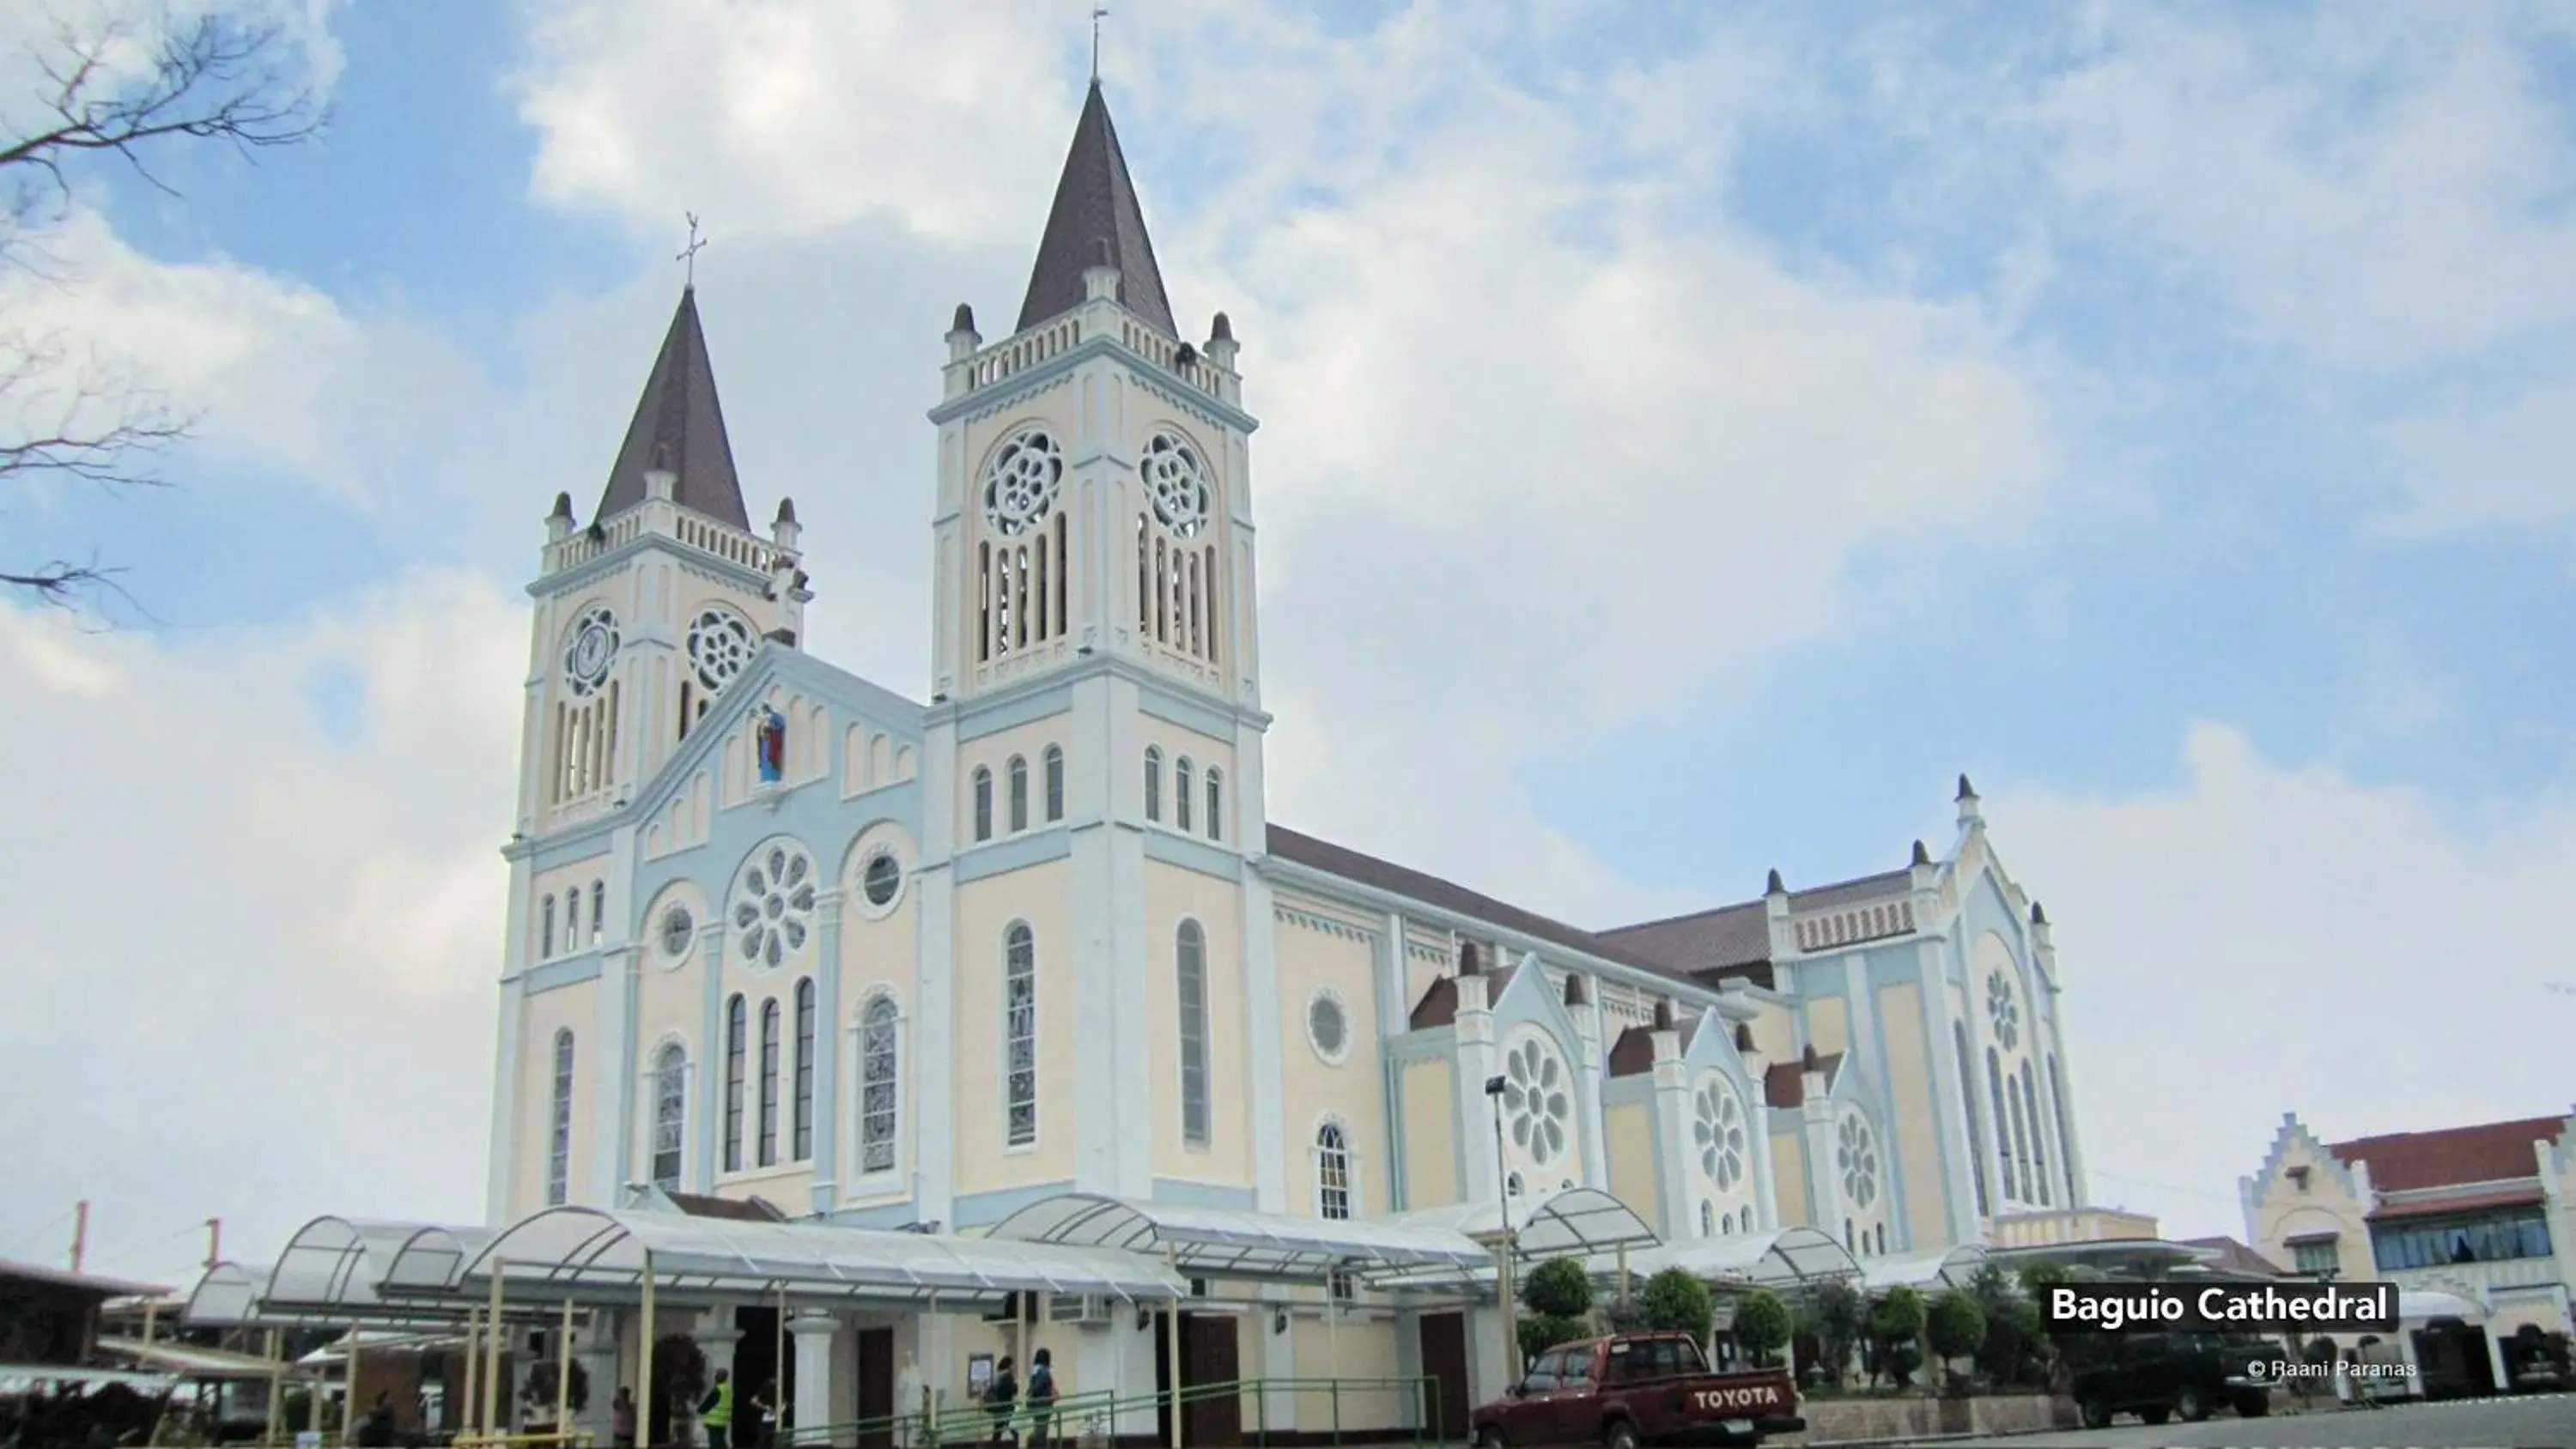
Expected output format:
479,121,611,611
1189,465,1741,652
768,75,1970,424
1877,1391,2576,1446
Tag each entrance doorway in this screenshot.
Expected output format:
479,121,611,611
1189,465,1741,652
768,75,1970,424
1153,1312,1242,1446
855,1326,896,1447
2413,1319,2498,1399
1416,1313,1469,1443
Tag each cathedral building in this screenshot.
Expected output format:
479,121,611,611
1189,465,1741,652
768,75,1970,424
479,80,2113,1436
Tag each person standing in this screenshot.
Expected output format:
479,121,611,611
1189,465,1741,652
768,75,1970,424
985,1357,1018,1446
752,1379,781,1448
1024,1349,1057,1449
611,1387,638,1449
699,1369,736,1449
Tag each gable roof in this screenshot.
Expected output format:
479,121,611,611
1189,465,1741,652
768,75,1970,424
2328,1115,2566,1192
1017,82,1176,337
1764,1052,1843,1109
594,287,751,530
1264,825,1689,983
1599,869,1912,979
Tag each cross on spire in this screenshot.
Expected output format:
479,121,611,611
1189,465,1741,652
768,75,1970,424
1091,6,1109,82
677,212,708,288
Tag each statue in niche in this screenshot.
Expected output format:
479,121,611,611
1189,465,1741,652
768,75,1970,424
756,707,787,784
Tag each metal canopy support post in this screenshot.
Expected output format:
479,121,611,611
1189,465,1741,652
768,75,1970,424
558,1299,575,1441
463,1307,483,1439
484,1258,506,1439
264,1328,284,1446
345,1336,366,1448
775,1281,787,1434
1164,1247,1183,1449
638,1250,657,1449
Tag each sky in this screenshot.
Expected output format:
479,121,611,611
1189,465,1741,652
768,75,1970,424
2,0,2573,1286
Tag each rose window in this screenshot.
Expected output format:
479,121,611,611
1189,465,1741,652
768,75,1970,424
1694,1082,1747,1191
1837,1113,1880,1209
981,428,1064,539
1141,433,1212,539
1986,971,2020,1051
1499,1036,1572,1168
730,841,817,970
686,607,755,694
564,606,620,696
658,903,696,961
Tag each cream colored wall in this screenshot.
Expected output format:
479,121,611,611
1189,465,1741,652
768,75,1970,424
2249,1137,2374,1282
1148,861,1252,1189
1273,911,1384,1216
956,716,1077,842
1805,997,1848,1058
1605,1101,1659,1234
1404,931,1449,1018
837,822,919,1201
1875,980,1947,1245
840,720,919,797
1771,1133,1809,1228
1741,1002,1795,1060
953,858,1076,1192
1289,1314,1404,1400
1402,1058,1459,1207
512,979,601,1217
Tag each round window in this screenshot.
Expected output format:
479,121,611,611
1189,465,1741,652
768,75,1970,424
1306,988,1349,1064
658,904,696,961
861,851,903,910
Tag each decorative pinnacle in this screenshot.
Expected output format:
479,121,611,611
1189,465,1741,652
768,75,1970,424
1563,973,1588,1007
1911,840,1931,866
1652,999,1675,1031
1458,941,1481,976
1211,311,1234,342
1956,773,1977,801
775,496,798,525
550,492,574,520
1733,1022,1753,1053
1765,868,1786,895
951,303,976,334
1802,1043,1821,1071
2031,901,2048,925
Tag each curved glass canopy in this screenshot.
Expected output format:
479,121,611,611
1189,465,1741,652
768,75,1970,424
988,1193,1494,1282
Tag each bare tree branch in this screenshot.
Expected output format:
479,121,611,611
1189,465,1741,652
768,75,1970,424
0,6,329,613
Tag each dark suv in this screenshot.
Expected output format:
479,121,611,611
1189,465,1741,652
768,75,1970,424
2069,1331,2275,1428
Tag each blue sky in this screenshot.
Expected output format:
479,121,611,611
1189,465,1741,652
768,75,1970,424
3,0,2574,1275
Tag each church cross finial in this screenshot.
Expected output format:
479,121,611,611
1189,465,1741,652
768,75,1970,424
677,212,708,288
1091,6,1109,82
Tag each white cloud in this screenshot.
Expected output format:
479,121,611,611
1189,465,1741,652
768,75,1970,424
0,571,522,1280
2040,6,2576,373
2379,370,2576,535
1994,723,2576,1240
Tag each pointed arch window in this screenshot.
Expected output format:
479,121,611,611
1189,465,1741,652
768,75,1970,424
758,997,781,1167
793,979,816,1161
1699,1202,1715,1238
1956,1022,1989,1216
1176,758,1194,834
860,995,900,1174
1205,767,1224,842
2007,1076,2033,1203
590,881,606,946
1004,923,1038,1147
1316,1120,1353,1220
724,995,748,1173
2021,1065,2049,1205
651,1043,686,1191
972,767,993,843
1043,744,1065,823
565,889,580,949
1144,747,1163,822
1177,921,1210,1149
547,1029,574,1207
1985,1047,2014,1203
1008,755,1030,833
2048,1056,2076,1204
540,895,556,959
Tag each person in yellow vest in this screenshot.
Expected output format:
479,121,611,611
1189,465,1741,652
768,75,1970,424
698,1368,736,1449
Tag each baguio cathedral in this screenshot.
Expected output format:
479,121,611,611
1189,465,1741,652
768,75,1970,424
175,82,2154,1448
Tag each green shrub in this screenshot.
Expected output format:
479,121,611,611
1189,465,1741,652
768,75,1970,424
1798,1279,1865,1386
1523,1258,1596,1319
1520,1313,1593,1366
1731,1289,1793,1368
1923,1290,1988,1379
1638,1269,1715,1340
1865,1288,1927,1388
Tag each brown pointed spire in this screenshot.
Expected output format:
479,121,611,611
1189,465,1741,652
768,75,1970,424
1017,81,1176,336
1911,840,1931,866
593,288,750,530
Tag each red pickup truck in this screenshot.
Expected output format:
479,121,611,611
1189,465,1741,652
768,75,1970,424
1470,1331,1804,1448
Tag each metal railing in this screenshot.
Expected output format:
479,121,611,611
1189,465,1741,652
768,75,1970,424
785,1375,1443,1449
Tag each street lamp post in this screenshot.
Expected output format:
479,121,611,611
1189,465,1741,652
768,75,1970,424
1485,1074,1519,1386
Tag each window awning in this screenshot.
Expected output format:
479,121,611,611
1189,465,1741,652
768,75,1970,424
455,1206,1188,1306
1626,1227,1858,1288
1386,1187,1660,1261
1860,1243,1989,1292
264,1217,484,1325
987,1194,1493,1283
380,1226,496,1297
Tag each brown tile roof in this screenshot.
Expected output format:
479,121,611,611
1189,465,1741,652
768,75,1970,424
1599,870,1912,978
2327,1115,2566,1191
668,1192,789,1223
2367,1186,2548,1222
1607,1024,1658,1077
1410,976,1459,1030
2178,1236,2286,1277
1762,1052,1841,1108
1266,825,1691,982
1017,82,1176,336
593,287,751,529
